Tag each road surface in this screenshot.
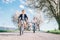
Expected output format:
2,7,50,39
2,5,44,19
0,31,60,40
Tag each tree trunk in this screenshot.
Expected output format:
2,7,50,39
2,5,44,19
55,16,60,30
57,20,60,30
47,0,60,30
58,22,60,30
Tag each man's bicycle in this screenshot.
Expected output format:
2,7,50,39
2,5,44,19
32,23,36,33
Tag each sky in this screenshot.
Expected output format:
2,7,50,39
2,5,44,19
0,0,35,28
0,0,58,31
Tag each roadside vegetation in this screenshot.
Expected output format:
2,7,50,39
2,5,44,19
47,30,60,34
0,30,18,32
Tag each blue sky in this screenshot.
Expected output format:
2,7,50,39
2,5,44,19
0,0,34,28
0,0,58,31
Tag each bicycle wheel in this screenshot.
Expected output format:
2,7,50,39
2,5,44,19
33,26,35,33
21,26,24,34
20,26,22,35
33,24,35,33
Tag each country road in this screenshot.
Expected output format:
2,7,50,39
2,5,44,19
0,31,60,40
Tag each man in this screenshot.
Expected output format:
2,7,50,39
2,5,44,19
18,10,28,29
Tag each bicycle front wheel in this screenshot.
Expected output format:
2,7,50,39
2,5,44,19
19,27,22,35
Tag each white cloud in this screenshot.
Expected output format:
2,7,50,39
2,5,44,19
19,5,25,9
28,9,33,14
2,0,15,4
19,0,25,4
28,9,37,17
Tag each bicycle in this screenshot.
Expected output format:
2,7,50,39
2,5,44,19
32,23,36,33
18,20,24,35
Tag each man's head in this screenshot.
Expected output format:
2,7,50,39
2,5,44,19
22,10,25,14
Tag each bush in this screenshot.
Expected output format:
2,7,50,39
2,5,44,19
47,30,60,34
0,30,14,32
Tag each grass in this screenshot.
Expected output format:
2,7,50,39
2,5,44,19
0,30,16,32
47,30,60,34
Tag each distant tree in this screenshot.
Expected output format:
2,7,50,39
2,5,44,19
12,10,20,26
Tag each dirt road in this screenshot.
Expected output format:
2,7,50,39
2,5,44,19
0,31,60,40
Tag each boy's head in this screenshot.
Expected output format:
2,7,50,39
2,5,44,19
22,10,25,14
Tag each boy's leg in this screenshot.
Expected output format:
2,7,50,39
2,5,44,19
24,21,27,29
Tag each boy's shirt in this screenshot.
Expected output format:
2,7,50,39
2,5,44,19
18,14,28,21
